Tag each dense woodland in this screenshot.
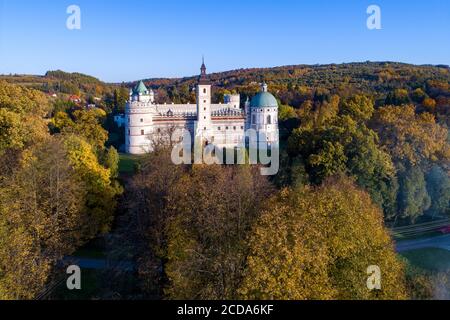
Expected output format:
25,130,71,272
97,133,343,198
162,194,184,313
0,62,449,299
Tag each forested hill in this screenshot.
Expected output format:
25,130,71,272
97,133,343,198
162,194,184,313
1,62,448,107
0,70,113,97
142,62,450,88
135,62,450,107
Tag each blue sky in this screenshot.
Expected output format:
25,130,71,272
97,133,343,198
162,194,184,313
0,0,449,82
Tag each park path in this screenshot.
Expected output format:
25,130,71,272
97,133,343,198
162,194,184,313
63,256,134,271
395,234,450,252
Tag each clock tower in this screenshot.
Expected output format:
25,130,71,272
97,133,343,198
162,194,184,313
196,58,212,139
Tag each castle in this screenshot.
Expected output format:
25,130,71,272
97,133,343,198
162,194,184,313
116,61,279,154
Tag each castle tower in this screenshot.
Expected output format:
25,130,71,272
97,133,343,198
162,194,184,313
126,80,156,154
249,82,279,145
132,80,151,102
196,58,212,139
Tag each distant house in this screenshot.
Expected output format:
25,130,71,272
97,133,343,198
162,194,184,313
69,95,81,103
114,114,126,127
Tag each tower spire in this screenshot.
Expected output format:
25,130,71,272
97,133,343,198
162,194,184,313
199,57,210,84
200,56,206,75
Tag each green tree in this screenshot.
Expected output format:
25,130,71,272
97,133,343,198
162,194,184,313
411,88,426,103
103,146,120,179
385,89,410,106
397,165,431,222
425,165,450,218
288,96,398,217
114,87,129,113
278,104,297,121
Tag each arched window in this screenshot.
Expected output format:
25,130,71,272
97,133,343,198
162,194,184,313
267,115,272,124
203,88,207,94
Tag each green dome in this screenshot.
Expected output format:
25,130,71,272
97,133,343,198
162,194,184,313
250,92,278,109
133,81,148,95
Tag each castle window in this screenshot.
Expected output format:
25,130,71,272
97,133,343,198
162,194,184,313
128,129,130,135
241,126,244,130
252,115,256,124
141,130,145,135
128,117,130,123
204,127,207,130
204,116,206,120
233,126,236,130
157,128,161,133
203,88,207,94
204,108,206,111
267,115,272,124
226,126,229,130
204,100,206,103
140,118,143,122
218,127,221,130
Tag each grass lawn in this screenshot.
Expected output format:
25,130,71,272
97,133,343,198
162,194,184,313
107,132,120,146
118,153,143,174
400,248,450,272
394,231,442,241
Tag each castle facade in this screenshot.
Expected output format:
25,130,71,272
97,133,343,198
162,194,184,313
117,62,279,154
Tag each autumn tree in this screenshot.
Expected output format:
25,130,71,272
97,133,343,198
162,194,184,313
0,81,50,154
370,105,450,221
52,108,109,152
125,149,186,295
370,105,450,168
164,165,273,299
0,137,87,299
239,177,408,300
63,134,121,236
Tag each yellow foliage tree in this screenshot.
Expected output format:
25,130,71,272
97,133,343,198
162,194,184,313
0,81,50,154
239,177,408,300
371,105,450,167
63,134,120,235
0,137,86,299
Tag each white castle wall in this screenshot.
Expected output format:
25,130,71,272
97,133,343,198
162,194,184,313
250,106,279,144
121,67,278,154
